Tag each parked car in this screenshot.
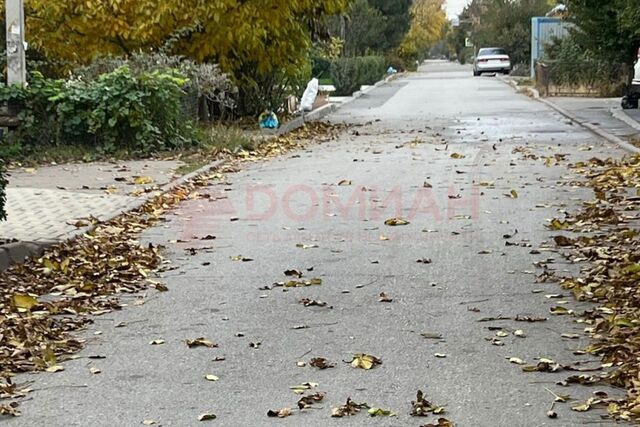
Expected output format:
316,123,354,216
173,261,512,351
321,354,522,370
473,48,512,76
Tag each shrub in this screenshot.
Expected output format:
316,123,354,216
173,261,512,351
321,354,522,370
75,53,238,120
330,56,386,96
0,161,6,221
0,66,197,154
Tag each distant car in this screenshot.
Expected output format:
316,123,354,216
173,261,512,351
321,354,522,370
473,48,512,76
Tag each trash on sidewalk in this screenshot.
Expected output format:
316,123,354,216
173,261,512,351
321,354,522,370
258,110,279,129
300,78,319,112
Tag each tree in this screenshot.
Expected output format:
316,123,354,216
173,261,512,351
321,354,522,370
22,0,349,114
448,0,552,66
565,0,640,66
399,0,447,60
368,0,413,52
342,0,387,56
336,0,413,56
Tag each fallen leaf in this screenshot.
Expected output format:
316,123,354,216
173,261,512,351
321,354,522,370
411,390,447,416
379,292,393,302
421,417,455,427
351,353,382,370
134,176,154,185
331,398,369,417
550,306,573,315
338,179,352,186
290,382,319,394
89,367,101,374
310,357,335,369
149,339,165,345
420,332,443,340
298,392,325,409
384,217,410,226
368,407,396,417
509,357,526,365
45,365,65,373
198,413,217,421
205,374,219,382
186,338,218,348
12,294,39,312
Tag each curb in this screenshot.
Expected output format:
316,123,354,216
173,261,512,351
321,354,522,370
500,77,640,155
0,72,405,271
0,160,224,272
610,107,640,133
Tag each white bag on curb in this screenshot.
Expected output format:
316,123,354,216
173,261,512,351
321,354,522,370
300,78,319,112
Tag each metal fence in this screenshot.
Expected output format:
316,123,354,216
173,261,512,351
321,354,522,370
535,61,629,97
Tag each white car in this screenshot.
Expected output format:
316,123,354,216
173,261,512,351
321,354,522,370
473,48,512,76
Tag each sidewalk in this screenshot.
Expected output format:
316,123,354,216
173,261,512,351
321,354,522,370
0,160,184,269
547,97,640,143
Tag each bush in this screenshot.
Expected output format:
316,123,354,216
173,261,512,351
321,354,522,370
0,66,197,155
75,53,238,120
330,56,386,96
0,161,6,221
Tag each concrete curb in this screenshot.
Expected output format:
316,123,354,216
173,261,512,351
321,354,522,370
500,77,640,155
611,107,640,133
0,160,224,272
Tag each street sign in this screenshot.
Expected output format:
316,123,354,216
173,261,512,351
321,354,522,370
465,38,473,48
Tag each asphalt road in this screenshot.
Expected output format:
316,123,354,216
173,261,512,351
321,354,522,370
13,62,625,426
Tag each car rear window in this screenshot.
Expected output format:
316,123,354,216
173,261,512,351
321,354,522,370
479,48,507,56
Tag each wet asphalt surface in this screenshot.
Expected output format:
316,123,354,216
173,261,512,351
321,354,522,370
10,62,628,426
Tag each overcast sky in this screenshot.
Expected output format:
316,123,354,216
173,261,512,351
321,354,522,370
446,0,470,18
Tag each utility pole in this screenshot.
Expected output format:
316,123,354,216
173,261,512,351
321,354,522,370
5,0,26,87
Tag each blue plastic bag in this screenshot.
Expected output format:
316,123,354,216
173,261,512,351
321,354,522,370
259,110,279,129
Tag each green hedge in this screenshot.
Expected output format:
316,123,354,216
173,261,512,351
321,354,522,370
0,66,197,155
0,161,6,221
330,56,386,96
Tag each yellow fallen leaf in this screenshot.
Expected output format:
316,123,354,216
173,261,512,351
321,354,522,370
351,353,381,370
205,374,219,382
12,294,39,311
46,365,65,373
135,176,154,185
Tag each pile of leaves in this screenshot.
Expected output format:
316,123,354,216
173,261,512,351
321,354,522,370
549,154,640,420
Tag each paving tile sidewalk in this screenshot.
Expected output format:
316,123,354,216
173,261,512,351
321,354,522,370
0,160,184,269
540,97,640,143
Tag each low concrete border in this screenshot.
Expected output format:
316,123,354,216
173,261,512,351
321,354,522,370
501,77,640,155
611,107,640,133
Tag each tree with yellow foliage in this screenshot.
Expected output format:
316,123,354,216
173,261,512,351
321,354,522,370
398,0,447,60
22,0,348,113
